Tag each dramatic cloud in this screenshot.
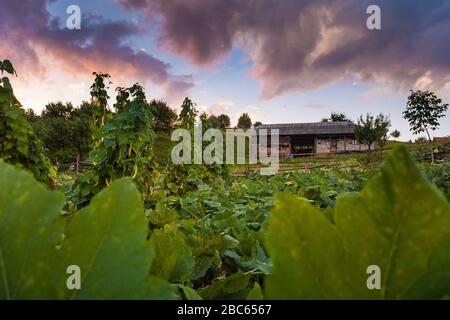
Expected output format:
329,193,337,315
119,0,450,99
0,0,194,97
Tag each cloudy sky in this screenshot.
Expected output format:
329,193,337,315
1,0,449,140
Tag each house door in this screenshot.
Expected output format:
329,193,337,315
330,139,338,152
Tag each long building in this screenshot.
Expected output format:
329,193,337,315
255,121,373,157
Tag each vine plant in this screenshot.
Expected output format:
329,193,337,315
0,59,51,183
70,75,157,207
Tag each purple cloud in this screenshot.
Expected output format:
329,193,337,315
119,0,450,99
0,0,194,97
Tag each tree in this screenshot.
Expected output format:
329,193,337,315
208,115,221,129
391,130,401,139
179,97,198,130
41,101,73,119
355,113,390,162
374,114,391,160
149,99,177,132
254,121,263,127
403,90,448,163
321,112,350,122
217,114,231,129
237,113,252,130
31,102,93,164
25,108,39,122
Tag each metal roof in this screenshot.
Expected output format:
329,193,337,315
255,121,356,135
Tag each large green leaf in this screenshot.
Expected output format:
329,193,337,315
0,161,177,299
149,228,195,282
266,147,450,299
46,178,172,299
0,160,65,300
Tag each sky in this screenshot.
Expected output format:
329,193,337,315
1,0,449,140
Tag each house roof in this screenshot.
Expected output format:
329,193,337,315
255,121,356,135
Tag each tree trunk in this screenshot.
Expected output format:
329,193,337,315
425,128,434,164
76,154,80,173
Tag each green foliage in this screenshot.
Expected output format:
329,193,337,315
164,161,229,195
217,114,231,129
200,112,221,129
403,90,448,163
403,90,448,135
90,72,111,129
165,100,229,196
149,229,196,282
391,130,401,139
0,59,51,182
179,97,198,130
71,79,157,207
321,112,350,122
266,146,450,299
149,99,177,132
0,161,177,299
30,101,93,164
355,113,391,161
237,113,252,130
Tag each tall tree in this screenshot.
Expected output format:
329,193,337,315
254,121,263,127
237,113,252,130
403,90,448,163
217,114,231,129
179,97,198,130
149,99,177,132
374,114,391,160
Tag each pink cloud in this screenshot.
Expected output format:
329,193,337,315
120,0,450,100
0,0,194,97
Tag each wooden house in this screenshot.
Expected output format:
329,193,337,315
255,121,372,157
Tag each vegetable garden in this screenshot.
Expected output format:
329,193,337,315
1,60,450,300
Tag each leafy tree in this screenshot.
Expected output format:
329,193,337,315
199,112,221,129
25,108,39,122
30,102,93,164
0,59,50,183
149,99,177,132
355,113,390,162
374,114,391,160
403,90,448,163
41,101,73,119
208,115,221,129
237,113,252,130
179,97,198,130
391,130,401,139
254,121,263,127
217,114,231,129
321,112,350,122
